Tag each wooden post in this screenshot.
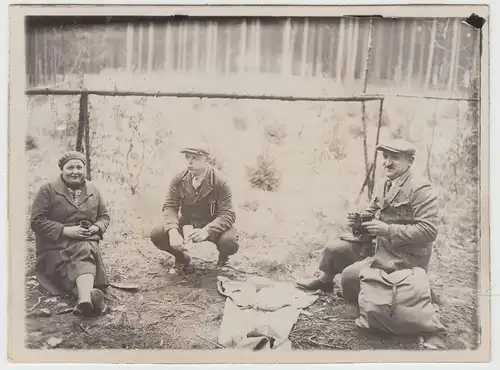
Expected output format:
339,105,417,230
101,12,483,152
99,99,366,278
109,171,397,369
83,94,91,180
76,93,88,153
361,19,374,198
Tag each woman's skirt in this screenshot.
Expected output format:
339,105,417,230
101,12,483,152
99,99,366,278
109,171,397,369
36,239,109,296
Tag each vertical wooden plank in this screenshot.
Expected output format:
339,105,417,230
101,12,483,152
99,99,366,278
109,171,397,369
182,20,188,72
192,20,199,71
308,22,316,76
327,22,336,78
52,32,57,84
361,18,374,92
239,19,247,73
43,27,48,85
176,21,183,71
395,19,405,83
137,23,144,72
281,18,292,75
164,21,171,70
447,18,460,92
225,22,231,74
351,17,360,83
254,19,260,73
336,18,345,82
373,19,384,83
147,22,155,72
212,20,219,73
345,18,354,83
300,17,309,76
206,20,213,72
425,19,437,88
126,22,134,72
407,19,418,86
315,23,324,77
59,27,64,79
417,20,426,86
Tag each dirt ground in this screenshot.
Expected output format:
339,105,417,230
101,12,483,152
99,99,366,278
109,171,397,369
24,233,461,352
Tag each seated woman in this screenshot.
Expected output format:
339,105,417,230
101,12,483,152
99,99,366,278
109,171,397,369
30,151,111,317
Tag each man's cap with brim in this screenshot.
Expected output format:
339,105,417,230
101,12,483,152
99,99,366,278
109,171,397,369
180,147,210,156
376,139,417,156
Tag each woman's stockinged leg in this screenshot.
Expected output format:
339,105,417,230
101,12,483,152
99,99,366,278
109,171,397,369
75,273,95,306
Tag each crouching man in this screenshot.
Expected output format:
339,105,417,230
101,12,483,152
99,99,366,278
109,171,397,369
150,146,239,272
297,139,439,306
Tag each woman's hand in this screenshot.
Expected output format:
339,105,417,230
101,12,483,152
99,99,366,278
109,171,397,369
88,225,100,235
62,226,92,239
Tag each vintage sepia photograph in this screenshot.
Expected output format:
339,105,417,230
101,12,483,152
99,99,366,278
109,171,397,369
7,3,490,365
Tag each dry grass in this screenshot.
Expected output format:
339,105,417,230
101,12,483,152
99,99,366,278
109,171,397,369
24,71,479,350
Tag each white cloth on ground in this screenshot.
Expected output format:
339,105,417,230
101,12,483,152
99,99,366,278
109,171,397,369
216,276,320,350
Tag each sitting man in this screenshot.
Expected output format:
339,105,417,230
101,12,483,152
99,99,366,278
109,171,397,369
297,138,439,305
150,145,239,272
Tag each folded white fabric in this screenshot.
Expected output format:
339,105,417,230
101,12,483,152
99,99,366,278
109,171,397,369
216,276,319,349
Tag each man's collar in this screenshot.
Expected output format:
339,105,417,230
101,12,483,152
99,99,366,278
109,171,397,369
387,168,412,186
191,166,209,180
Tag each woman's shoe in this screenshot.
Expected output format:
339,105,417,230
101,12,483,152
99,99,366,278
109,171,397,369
90,288,108,315
73,300,93,316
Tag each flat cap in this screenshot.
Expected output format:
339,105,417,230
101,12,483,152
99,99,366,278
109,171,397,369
376,139,417,156
180,147,210,156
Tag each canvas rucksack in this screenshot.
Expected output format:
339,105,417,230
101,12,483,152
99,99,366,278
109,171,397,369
355,266,445,335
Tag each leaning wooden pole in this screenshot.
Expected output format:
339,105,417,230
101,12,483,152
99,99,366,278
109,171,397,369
371,98,385,191
361,18,374,199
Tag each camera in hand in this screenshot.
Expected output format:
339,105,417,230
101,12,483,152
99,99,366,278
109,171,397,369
352,212,374,237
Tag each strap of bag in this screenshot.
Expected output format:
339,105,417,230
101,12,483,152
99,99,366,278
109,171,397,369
378,269,414,317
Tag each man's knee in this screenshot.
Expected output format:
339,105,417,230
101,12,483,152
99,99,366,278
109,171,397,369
150,225,169,249
217,228,239,256
323,239,355,259
340,258,372,302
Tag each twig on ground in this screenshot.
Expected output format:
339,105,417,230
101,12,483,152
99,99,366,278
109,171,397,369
136,248,149,259
196,334,225,349
291,335,342,349
28,297,42,312
291,337,304,350
79,323,93,335
56,307,74,315
344,337,354,346
147,313,175,326
182,302,207,310
225,265,258,275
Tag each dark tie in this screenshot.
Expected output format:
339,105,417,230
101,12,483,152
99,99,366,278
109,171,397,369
384,179,392,196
